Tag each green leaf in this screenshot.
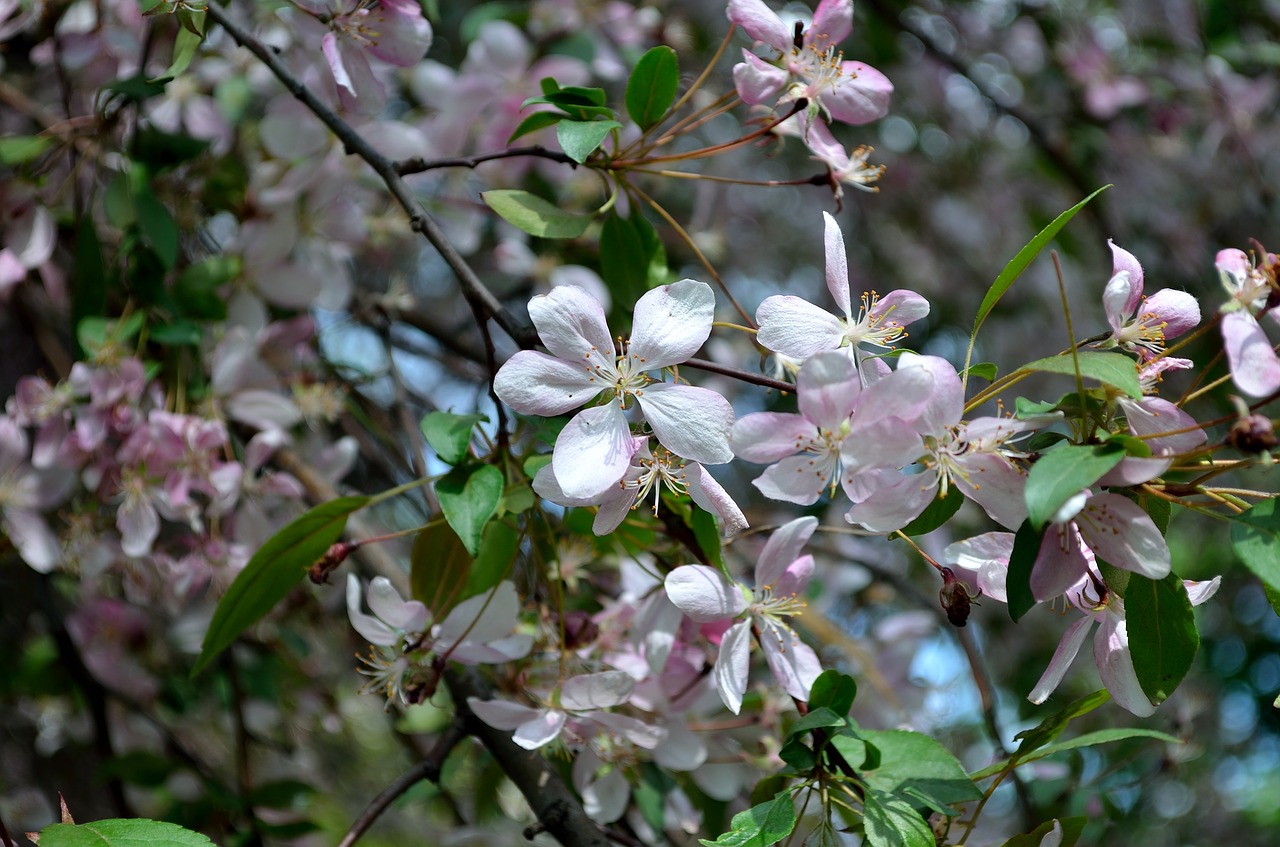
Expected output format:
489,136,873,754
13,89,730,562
174,256,238,320
507,110,565,143
1021,350,1142,400
786,707,845,738
808,670,857,716
1126,572,1198,706
152,17,205,82
0,135,53,164
1139,491,1172,535
40,819,215,847
556,119,621,163
600,211,665,304
77,313,146,359
420,411,486,466
971,725,1180,780
687,504,727,570
972,185,1110,335
779,736,817,771
71,218,108,358
103,74,168,102
860,730,983,807
634,765,674,835
863,789,934,847
194,496,369,675
481,189,590,239
965,362,999,382
1006,520,1044,622
150,320,202,346
464,518,520,598
899,491,965,537
829,731,878,771
1000,817,1087,847
1230,499,1280,594
698,790,796,847
1011,689,1111,758
411,521,472,619
1024,443,1125,530
437,464,503,556
626,45,679,129
135,187,179,268
134,125,211,170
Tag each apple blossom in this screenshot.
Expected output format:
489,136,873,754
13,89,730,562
756,212,928,365
1100,240,1199,359
1217,248,1280,397
664,516,824,713
728,0,893,126
494,282,734,500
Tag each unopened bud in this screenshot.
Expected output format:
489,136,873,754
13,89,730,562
562,610,599,650
1228,412,1277,454
939,568,972,628
308,541,359,584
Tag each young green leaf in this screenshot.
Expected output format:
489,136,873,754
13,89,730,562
436,464,504,556
481,189,590,239
999,817,1087,847
556,118,622,163
971,726,1180,780
40,818,215,847
1024,443,1125,530
859,729,984,806
1006,520,1045,622
1229,498,1280,594
862,789,934,847
785,707,846,739
135,187,180,268
195,496,370,675
899,491,965,537
1021,350,1143,399
972,185,1110,335
152,17,205,82
1125,572,1198,706
698,790,796,847
173,255,237,320
420,410,487,466
463,518,520,598
507,110,565,144
600,211,665,304
1011,689,1111,758
626,45,680,130
0,135,53,164
808,670,857,716
410,521,472,619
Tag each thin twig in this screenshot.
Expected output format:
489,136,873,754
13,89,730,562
202,3,538,351
396,145,576,175
336,718,469,847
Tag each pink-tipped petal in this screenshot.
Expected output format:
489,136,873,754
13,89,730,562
1144,288,1201,340
732,412,819,463
1223,312,1280,397
1028,615,1094,704
755,516,819,587
810,0,854,44
726,0,792,50
825,62,893,125
1094,612,1156,716
493,350,600,415
1108,240,1145,307
759,618,823,701
527,284,615,362
733,50,788,105
797,351,861,430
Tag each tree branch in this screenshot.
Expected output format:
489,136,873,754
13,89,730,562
446,667,611,847
396,145,577,175
202,3,538,350
337,717,469,847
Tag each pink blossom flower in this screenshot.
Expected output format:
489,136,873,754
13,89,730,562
728,0,892,125
731,351,932,505
1101,240,1200,359
0,415,74,572
756,213,928,365
494,282,734,500
1217,248,1280,397
300,0,432,110
468,670,665,751
844,354,1043,532
664,517,824,713
1030,575,1220,716
533,437,747,537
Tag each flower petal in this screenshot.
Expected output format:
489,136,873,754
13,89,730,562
630,279,715,368
733,50,788,105
755,294,844,359
562,671,636,711
528,284,615,362
436,581,520,645
687,463,749,537
1223,311,1280,397
732,412,819,463
726,0,792,50
494,350,601,415
797,351,861,430
1028,615,1094,704
758,618,823,701
810,0,853,44
1145,288,1201,340
514,709,568,749
552,405,636,499
1075,493,1170,580
714,620,752,714
1094,611,1155,716
665,565,747,623
824,62,893,125
636,383,734,465
755,516,819,588
823,212,852,318
346,575,399,646
367,576,428,633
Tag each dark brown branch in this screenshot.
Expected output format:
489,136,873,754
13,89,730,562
396,146,577,175
337,718,469,847
682,356,794,394
446,667,611,847
202,3,538,351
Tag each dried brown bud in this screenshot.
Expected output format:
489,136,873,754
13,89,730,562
308,540,359,585
1228,413,1278,454
562,610,600,650
939,568,972,627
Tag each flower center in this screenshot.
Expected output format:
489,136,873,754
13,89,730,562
583,338,654,407
843,290,909,349
622,446,689,515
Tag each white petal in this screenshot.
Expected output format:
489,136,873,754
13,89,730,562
513,709,568,749
797,351,861,431
493,350,600,416
561,670,635,711
755,516,819,588
758,618,823,701
552,405,635,499
592,712,667,749
466,697,543,730
527,284,615,362
367,576,428,633
1076,493,1170,580
664,566,747,623
1094,612,1156,716
731,412,819,463
629,279,715,368
755,295,844,359
823,212,852,318
943,532,1013,603
714,620,752,714
346,575,399,646
1028,615,1094,704
753,454,837,506
437,581,519,645
636,383,734,465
